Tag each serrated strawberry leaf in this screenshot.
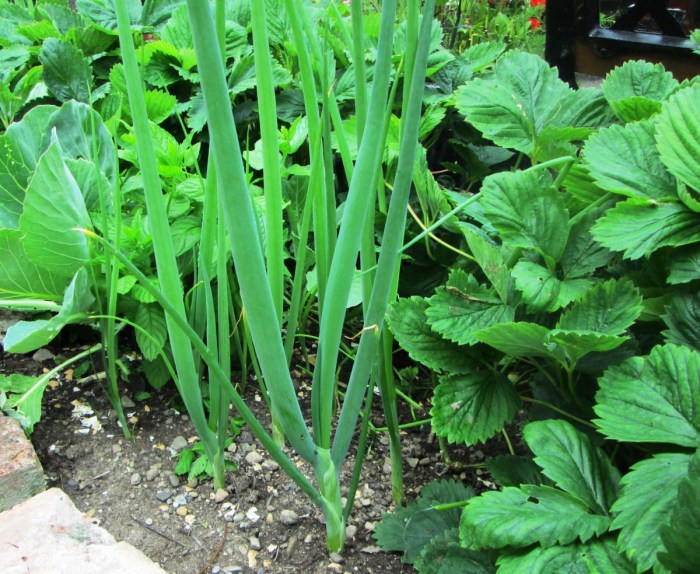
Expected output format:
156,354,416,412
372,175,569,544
426,271,514,345
560,206,615,279
415,529,495,574
662,291,700,352
591,198,700,260
461,224,512,303
431,372,519,446
454,51,570,160
485,455,544,488
497,538,634,574
460,485,611,550
656,83,700,193
610,453,691,573
595,344,700,446
667,245,700,284
476,322,552,359
387,297,477,374
547,330,628,363
480,169,569,264
602,60,679,122
375,479,474,564
523,420,620,515
583,120,677,200
658,449,700,574
512,261,590,313
556,278,642,336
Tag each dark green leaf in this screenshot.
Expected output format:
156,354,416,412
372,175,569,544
455,51,570,158
460,485,611,550
602,60,679,122
375,479,471,564
556,278,642,336
134,304,167,361
415,529,494,574
511,261,587,313
461,40,505,73
560,206,614,279
659,449,700,574
431,372,520,446
461,224,512,303
662,291,700,351
480,169,569,263
476,322,551,358
426,271,514,345
583,121,677,200
485,455,544,488
142,356,172,390
547,330,628,363
497,538,634,574
656,83,700,193
39,38,92,103
562,163,608,204
387,297,477,374
170,214,201,256
595,344,700,446
611,453,691,573
667,245,700,284
524,420,620,515
591,198,700,260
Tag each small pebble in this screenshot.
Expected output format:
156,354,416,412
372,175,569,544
120,395,136,408
345,525,357,540
32,348,54,362
146,464,162,481
329,552,344,564
407,457,419,469
176,506,188,516
156,490,173,502
249,536,261,550
245,451,263,464
145,518,153,526
130,473,142,486
170,436,188,452
167,473,180,487
279,509,299,526
214,488,229,503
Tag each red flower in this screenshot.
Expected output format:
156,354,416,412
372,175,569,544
530,0,545,6
529,17,541,29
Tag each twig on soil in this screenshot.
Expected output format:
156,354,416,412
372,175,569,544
131,515,186,548
197,521,228,574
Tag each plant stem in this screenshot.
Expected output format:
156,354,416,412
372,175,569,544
520,396,597,428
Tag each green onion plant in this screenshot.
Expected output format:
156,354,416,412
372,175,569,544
111,0,435,552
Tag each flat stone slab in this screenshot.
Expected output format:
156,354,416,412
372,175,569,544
0,413,45,511
0,488,168,574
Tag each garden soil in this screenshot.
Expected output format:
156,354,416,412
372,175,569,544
0,324,505,574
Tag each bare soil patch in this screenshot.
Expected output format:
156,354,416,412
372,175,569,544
1,322,505,574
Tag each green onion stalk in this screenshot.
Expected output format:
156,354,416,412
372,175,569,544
112,0,435,552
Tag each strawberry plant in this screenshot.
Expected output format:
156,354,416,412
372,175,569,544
378,52,700,571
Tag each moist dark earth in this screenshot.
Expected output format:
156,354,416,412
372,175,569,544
1,322,507,574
